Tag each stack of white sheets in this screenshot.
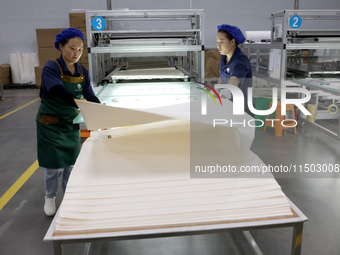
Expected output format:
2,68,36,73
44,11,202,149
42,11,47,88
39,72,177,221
54,114,293,235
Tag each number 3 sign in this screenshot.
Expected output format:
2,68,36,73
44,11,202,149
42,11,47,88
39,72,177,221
289,15,302,29
92,17,106,31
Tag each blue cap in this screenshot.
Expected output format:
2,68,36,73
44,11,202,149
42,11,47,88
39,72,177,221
54,28,85,50
217,24,246,44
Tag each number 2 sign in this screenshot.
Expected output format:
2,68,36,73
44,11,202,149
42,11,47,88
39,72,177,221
92,17,106,31
289,15,302,29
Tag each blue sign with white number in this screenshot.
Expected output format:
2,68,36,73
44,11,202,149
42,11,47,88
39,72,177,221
92,16,106,31
289,15,302,29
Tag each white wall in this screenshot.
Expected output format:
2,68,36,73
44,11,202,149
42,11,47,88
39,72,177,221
1,0,340,64
0,0,107,65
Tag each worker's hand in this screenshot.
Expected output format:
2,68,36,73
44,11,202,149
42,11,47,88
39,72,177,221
219,88,231,99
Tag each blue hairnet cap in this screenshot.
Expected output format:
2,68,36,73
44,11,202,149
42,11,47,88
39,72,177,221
54,28,85,50
217,24,246,44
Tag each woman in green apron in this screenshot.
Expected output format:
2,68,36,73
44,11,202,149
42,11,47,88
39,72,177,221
36,28,100,216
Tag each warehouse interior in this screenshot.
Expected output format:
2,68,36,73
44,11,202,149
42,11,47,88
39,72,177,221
1,0,340,255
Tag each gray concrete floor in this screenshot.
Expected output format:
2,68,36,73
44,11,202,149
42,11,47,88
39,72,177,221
0,87,340,255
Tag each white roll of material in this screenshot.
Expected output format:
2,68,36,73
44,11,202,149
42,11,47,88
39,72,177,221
10,53,21,84
20,53,39,84
244,31,271,43
9,53,39,84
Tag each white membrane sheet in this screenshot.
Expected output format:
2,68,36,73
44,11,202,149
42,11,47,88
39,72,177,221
54,118,293,235
75,99,172,130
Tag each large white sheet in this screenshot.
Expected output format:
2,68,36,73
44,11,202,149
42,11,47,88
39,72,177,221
75,99,172,130
53,94,294,235
76,98,255,158
54,119,293,235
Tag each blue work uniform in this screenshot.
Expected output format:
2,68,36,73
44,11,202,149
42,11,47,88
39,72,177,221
40,56,95,99
219,47,252,113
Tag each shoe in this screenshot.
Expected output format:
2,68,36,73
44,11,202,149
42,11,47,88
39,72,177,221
44,197,56,216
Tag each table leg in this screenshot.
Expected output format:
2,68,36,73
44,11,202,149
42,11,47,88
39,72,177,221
291,222,304,255
242,230,264,255
83,242,92,255
53,241,62,255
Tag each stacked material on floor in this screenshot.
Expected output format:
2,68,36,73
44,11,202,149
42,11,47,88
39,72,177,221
53,100,293,236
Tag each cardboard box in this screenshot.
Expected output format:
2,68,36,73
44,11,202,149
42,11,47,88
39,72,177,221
79,47,88,64
0,64,11,86
204,49,221,79
38,47,61,66
36,28,66,48
69,13,86,31
34,66,43,87
301,49,309,64
69,13,88,46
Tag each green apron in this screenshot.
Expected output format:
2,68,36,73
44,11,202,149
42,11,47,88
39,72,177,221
37,60,85,168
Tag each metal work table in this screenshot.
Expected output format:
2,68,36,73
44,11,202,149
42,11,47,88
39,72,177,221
44,199,307,255
66,81,308,255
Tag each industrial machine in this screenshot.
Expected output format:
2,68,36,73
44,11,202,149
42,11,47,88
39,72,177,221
85,9,204,86
242,10,340,84
75,9,205,132
241,10,340,139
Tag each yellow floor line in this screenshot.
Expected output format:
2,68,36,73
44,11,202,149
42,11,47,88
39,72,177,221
0,160,39,211
0,98,40,120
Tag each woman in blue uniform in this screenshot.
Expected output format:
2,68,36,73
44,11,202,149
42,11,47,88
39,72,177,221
36,28,100,216
216,24,253,115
